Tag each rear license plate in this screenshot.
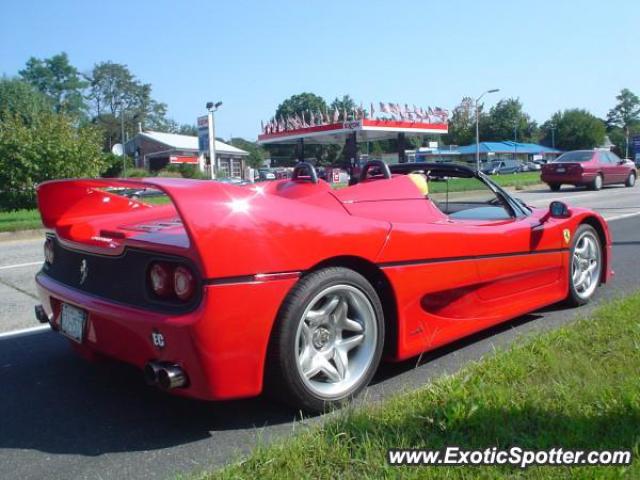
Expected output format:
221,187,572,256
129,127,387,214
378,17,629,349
556,167,566,173
60,303,87,343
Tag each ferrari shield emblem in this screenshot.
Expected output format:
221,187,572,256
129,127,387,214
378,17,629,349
563,229,571,245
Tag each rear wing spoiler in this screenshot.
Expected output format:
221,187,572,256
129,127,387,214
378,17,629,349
37,177,389,280
37,177,254,275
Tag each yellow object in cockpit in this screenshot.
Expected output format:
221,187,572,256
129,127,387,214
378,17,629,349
408,173,429,195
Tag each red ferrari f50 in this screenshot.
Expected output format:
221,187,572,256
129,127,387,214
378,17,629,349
35,161,612,411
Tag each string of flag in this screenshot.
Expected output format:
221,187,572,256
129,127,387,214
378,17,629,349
260,102,449,134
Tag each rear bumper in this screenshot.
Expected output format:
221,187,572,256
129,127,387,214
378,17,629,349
36,272,296,401
541,172,596,184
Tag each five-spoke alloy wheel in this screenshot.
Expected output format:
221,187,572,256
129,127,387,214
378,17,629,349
267,267,384,412
567,225,602,306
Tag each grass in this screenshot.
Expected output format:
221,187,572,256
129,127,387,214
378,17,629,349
332,172,543,192
0,172,540,232
0,195,171,233
202,292,640,479
0,209,42,232
428,171,542,194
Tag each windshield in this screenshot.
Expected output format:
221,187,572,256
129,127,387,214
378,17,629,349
553,151,593,163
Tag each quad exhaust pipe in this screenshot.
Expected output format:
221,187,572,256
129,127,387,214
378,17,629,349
144,361,188,390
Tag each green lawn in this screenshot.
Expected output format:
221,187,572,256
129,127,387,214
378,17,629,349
0,194,171,233
203,292,640,480
0,209,42,232
333,171,543,192
429,171,542,194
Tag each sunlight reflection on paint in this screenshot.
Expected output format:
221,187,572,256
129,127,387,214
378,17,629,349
228,198,251,214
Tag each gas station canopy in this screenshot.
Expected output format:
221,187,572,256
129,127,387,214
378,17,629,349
257,118,448,145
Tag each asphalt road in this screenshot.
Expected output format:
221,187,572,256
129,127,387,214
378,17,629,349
0,184,639,479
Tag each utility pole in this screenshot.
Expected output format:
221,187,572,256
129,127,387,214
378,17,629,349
625,126,629,158
550,125,556,149
475,88,500,172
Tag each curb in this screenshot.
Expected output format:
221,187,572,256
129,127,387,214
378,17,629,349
0,229,45,242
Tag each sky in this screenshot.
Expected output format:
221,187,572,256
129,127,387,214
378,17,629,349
1,0,638,140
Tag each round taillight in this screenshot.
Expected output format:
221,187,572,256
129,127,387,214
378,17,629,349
149,263,171,297
44,238,55,264
173,266,195,301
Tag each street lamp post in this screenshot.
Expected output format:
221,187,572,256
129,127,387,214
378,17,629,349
475,88,500,172
550,125,556,149
206,101,223,180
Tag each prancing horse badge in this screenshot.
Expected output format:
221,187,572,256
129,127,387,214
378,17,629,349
563,229,571,245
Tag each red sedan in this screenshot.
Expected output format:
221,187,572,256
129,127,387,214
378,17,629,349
541,149,637,191
34,162,613,412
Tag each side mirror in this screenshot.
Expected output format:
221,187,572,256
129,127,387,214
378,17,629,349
549,200,570,218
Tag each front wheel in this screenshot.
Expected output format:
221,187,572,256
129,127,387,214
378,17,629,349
566,225,602,306
625,171,636,187
266,267,384,412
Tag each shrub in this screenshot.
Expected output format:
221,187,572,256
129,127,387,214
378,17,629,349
100,153,135,178
125,168,149,178
0,112,106,211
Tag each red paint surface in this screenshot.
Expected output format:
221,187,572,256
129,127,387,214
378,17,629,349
35,175,613,400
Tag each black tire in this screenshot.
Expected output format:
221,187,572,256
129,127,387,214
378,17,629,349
589,174,603,191
549,183,561,192
565,224,602,307
266,267,384,412
625,171,636,187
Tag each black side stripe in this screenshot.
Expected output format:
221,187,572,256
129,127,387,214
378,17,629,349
203,248,570,285
204,275,256,286
377,248,569,269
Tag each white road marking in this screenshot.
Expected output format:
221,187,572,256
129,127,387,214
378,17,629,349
606,211,640,222
0,325,50,338
0,261,42,271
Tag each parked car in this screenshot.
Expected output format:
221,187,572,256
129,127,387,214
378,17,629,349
216,177,250,186
481,159,521,175
34,161,613,412
525,161,541,171
120,188,165,200
541,150,637,191
256,168,276,181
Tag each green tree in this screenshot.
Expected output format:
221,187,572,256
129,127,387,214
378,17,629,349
88,62,169,149
443,97,476,146
482,98,538,143
606,88,640,157
0,78,52,125
271,93,330,164
607,88,640,129
18,52,87,117
330,95,358,120
275,92,327,122
229,137,268,168
165,121,198,136
540,109,606,151
177,124,198,136
0,112,106,210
